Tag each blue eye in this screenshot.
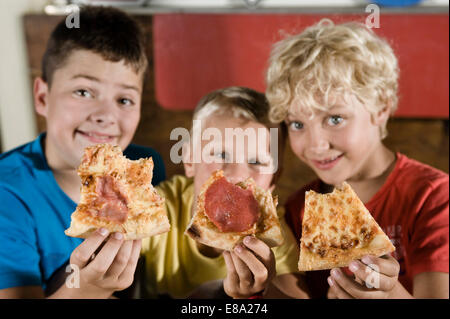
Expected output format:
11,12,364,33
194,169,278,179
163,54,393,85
289,121,303,131
328,116,344,126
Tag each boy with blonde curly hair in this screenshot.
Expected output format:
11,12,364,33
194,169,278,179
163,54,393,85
266,19,448,299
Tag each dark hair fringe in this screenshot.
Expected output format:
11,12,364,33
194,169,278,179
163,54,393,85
41,5,148,86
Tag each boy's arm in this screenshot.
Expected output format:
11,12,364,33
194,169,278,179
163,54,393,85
188,273,310,299
413,272,449,299
0,286,45,298
265,273,310,298
188,279,231,299
0,189,44,292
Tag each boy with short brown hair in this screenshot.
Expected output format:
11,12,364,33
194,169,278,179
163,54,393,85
0,6,165,298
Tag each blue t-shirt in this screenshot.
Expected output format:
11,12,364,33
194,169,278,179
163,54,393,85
0,133,166,291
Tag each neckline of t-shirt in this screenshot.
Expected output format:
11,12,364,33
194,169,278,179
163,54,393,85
34,132,77,208
363,152,404,207
314,152,405,207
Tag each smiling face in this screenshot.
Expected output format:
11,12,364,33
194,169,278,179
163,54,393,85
286,93,389,186
183,113,275,202
34,49,143,170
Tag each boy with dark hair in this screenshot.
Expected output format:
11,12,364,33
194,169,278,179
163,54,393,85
0,6,165,298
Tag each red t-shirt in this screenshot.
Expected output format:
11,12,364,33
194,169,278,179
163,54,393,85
285,153,449,298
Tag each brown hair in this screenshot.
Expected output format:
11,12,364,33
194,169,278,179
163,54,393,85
41,5,148,87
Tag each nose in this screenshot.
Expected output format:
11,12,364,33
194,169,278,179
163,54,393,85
224,163,249,184
306,126,330,153
89,100,117,127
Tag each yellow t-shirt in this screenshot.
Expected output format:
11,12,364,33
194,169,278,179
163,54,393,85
141,175,299,298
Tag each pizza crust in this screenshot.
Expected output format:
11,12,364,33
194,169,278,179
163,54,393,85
65,144,170,240
65,204,170,240
298,182,395,271
185,170,284,251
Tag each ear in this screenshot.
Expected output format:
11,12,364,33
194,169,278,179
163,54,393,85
372,99,392,127
34,77,49,118
182,142,195,178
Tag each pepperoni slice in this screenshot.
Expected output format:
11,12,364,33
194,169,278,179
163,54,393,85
89,175,129,224
204,177,260,232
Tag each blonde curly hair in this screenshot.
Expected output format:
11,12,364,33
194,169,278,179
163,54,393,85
265,19,399,139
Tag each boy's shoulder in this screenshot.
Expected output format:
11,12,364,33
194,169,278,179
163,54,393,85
124,143,162,161
0,137,42,189
156,175,194,200
0,140,33,167
392,153,448,192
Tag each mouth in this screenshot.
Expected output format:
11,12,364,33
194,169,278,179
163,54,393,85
310,154,344,170
76,130,118,144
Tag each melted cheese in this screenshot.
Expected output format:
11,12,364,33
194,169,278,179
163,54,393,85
302,183,381,257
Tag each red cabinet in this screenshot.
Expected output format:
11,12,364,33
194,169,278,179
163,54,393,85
153,14,449,118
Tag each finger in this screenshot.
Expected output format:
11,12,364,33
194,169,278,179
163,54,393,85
84,232,124,280
360,254,400,278
327,276,353,299
242,236,274,268
230,249,254,289
223,251,239,295
117,240,142,289
349,260,397,291
330,268,373,299
104,239,134,278
70,228,110,268
234,244,268,287
223,251,238,281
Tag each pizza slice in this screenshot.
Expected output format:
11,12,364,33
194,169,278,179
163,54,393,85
298,182,395,271
65,143,170,240
185,170,284,251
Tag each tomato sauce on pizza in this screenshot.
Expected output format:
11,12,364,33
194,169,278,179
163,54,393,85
204,177,260,233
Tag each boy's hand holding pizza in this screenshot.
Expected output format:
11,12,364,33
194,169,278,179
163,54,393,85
298,183,401,299
223,236,276,299
61,144,170,298
327,254,401,299
65,229,142,299
185,170,285,299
